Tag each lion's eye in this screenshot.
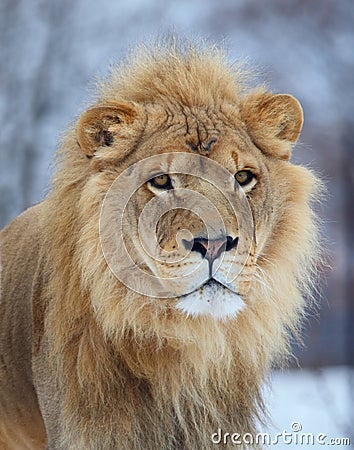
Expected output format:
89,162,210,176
150,174,173,190
235,170,255,186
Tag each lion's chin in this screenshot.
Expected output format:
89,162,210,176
175,279,245,320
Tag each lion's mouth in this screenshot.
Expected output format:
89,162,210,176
198,277,232,294
202,278,229,290
203,278,220,287
175,277,245,319
201,277,241,296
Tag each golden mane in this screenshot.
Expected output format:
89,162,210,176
0,40,322,449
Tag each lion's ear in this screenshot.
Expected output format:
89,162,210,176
76,102,137,156
241,92,303,160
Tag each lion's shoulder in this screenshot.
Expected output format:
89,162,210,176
0,202,44,297
1,202,43,252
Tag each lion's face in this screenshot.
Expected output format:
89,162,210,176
77,91,305,320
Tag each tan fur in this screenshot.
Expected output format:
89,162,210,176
0,40,321,449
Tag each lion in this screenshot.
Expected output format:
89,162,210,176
0,41,321,449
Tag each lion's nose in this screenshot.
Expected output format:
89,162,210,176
182,236,238,277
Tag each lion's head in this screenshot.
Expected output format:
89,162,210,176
38,41,321,448
64,43,319,326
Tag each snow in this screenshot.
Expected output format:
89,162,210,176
265,367,353,448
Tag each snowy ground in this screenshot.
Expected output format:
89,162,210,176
263,367,353,449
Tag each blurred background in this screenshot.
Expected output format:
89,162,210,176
0,0,353,445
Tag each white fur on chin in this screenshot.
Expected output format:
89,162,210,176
176,280,245,320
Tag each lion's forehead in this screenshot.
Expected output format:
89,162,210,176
145,103,251,158
170,108,222,154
